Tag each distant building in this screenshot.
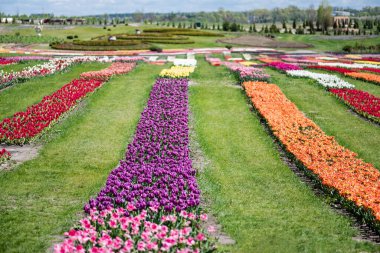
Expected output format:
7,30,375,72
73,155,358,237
333,11,351,17
0,17,14,23
334,16,350,28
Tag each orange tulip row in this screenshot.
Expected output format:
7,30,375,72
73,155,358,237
345,72,380,84
243,81,380,222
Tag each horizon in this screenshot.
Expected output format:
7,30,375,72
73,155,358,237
0,0,379,16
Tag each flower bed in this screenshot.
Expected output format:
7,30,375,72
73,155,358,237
80,62,136,81
159,66,195,78
355,60,380,65
0,57,83,90
361,68,380,74
345,72,380,85
0,63,136,144
173,59,197,67
243,81,380,228
317,62,380,69
1,56,51,64
205,56,222,66
258,57,278,64
85,78,199,212
55,206,211,253
223,62,270,82
329,88,380,123
307,65,355,74
0,148,11,163
55,77,214,252
0,58,17,65
286,70,354,88
267,62,303,72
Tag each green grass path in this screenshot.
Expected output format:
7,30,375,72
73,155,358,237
0,63,163,252
266,68,380,169
190,58,380,252
0,62,109,121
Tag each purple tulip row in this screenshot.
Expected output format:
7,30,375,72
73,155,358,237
85,77,200,213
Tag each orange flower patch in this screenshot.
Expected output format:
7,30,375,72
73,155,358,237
345,72,380,84
243,81,380,221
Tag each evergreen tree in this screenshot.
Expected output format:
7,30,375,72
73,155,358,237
222,21,230,31
230,22,238,32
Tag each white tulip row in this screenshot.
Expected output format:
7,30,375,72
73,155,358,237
317,62,380,69
286,70,355,88
173,59,197,67
0,56,122,88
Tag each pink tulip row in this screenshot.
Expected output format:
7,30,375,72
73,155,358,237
80,62,137,81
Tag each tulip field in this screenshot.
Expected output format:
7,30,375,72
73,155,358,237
0,51,379,253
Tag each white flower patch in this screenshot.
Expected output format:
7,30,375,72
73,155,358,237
317,57,338,61
287,70,355,88
173,59,197,67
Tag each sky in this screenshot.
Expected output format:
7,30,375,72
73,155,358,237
0,0,378,16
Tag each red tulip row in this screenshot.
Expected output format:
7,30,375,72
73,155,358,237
307,65,356,74
0,63,136,144
329,88,380,123
0,58,16,65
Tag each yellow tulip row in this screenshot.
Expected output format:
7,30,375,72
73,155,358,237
159,66,195,78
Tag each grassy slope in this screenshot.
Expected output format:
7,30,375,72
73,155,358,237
0,62,109,121
190,58,379,252
0,60,43,73
0,63,163,252
266,68,380,169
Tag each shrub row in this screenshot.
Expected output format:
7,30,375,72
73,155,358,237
143,28,223,37
0,34,63,44
50,42,150,51
73,40,142,46
118,35,189,40
145,39,195,44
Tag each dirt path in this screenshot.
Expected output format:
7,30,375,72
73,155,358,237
0,144,42,170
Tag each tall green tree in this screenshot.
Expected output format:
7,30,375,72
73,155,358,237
317,0,332,34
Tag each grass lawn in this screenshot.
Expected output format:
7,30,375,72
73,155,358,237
0,63,164,252
266,68,380,169
0,62,109,121
0,60,44,73
276,33,380,52
1,24,229,49
190,58,380,252
2,23,380,52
